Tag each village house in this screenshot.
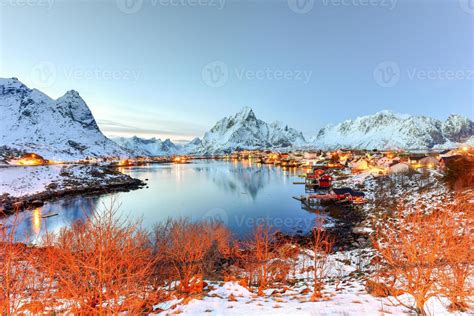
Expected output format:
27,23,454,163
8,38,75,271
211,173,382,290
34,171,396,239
376,156,398,169
331,188,366,204
418,156,440,169
10,153,49,166
349,158,370,172
439,155,464,170
389,162,410,174
303,151,319,160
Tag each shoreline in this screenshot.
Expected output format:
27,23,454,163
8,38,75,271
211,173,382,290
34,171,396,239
0,164,146,216
275,204,369,251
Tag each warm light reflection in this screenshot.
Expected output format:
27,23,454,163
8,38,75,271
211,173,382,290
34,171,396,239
173,156,188,164
118,159,129,166
16,159,41,166
32,207,42,235
48,160,64,165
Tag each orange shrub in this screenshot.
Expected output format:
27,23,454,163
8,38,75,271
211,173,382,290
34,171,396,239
38,204,155,314
153,218,231,294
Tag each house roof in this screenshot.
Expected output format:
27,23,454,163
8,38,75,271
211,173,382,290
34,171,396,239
408,155,427,161
440,155,463,162
333,188,365,197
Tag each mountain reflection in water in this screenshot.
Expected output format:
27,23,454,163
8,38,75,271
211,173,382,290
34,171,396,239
4,160,331,241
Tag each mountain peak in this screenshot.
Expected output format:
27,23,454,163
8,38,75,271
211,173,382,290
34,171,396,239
0,79,126,160
0,77,20,85
63,89,81,98
189,137,202,145
0,77,29,92
313,110,473,150
235,106,256,121
373,110,410,120
201,106,305,153
376,109,395,116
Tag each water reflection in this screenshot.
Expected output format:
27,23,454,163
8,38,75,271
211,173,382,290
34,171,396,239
2,197,98,242
203,163,276,200
3,160,340,240
32,207,41,235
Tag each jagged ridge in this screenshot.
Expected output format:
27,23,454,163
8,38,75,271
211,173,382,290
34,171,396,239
200,107,306,154
0,77,127,160
312,110,473,150
112,136,202,156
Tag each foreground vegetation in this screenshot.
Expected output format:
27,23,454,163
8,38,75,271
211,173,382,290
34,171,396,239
0,190,472,315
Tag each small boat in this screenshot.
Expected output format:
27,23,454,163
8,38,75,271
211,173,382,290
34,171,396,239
294,187,367,206
42,213,58,219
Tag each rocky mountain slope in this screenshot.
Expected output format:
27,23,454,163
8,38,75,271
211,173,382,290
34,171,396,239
0,78,127,161
2,77,470,157
312,111,473,150
200,107,306,154
112,136,202,157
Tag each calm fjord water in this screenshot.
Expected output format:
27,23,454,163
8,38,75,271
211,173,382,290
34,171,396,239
8,160,331,240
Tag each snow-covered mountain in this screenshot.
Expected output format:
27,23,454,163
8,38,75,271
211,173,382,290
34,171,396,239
200,107,306,154
0,78,127,160
312,110,473,150
112,136,202,156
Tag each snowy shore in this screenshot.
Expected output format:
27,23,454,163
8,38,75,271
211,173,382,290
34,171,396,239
0,164,144,214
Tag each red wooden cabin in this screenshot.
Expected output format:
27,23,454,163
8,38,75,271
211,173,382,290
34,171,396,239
319,174,333,188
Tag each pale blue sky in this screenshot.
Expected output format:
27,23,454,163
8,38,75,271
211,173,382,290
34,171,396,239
1,0,473,141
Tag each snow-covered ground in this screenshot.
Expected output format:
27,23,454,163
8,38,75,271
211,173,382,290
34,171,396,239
0,165,63,197
155,282,456,315
154,249,465,315
0,164,140,200
152,169,468,316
